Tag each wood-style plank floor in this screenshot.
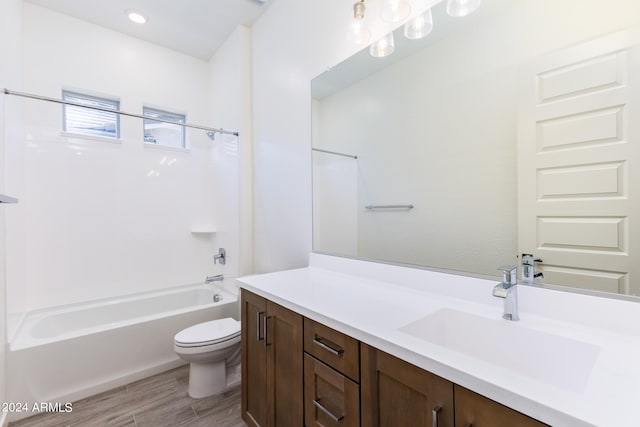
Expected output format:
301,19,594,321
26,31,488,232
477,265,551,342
8,365,245,427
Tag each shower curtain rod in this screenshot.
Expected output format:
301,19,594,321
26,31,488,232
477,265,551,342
2,88,239,137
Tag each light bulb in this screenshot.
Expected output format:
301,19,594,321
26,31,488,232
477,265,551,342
126,9,147,24
446,0,482,17
404,9,433,39
380,0,411,23
370,32,395,58
347,1,371,45
347,20,371,45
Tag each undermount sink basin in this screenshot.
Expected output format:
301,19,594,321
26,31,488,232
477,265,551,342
398,308,600,393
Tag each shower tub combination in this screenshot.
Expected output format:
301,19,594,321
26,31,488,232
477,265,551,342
7,282,238,422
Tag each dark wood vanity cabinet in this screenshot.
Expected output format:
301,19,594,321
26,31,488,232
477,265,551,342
454,385,548,427
240,290,303,427
303,318,361,427
241,289,548,427
361,344,454,427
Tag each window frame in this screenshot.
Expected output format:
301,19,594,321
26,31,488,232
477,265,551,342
62,90,121,139
142,106,187,149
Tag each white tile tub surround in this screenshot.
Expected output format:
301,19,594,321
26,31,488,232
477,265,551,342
6,282,239,422
6,3,242,321
238,254,640,427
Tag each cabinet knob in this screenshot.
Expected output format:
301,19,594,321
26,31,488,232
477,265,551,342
432,405,442,427
313,336,344,357
264,316,271,346
256,312,265,341
313,398,344,422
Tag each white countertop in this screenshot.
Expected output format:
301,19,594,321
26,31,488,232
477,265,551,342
237,254,640,427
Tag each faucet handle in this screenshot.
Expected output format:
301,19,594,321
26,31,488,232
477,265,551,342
214,248,226,265
497,265,517,286
521,253,543,265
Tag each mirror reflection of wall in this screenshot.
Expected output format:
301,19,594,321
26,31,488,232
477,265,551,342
312,149,358,257
312,0,640,291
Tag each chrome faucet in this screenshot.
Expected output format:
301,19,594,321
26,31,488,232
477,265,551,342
492,265,519,321
521,253,543,283
214,248,226,265
205,274,224,284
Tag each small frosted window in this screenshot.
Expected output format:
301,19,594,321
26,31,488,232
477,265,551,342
62,91,120,138
143,107,186,149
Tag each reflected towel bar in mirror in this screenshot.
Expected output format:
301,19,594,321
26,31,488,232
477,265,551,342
365,204,414,210
0,194,18,204
312,147,358,159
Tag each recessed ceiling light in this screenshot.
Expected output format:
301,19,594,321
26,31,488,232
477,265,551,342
126,9,147,24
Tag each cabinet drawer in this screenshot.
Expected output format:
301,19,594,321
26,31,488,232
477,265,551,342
304,354,360,427
304,317,360,381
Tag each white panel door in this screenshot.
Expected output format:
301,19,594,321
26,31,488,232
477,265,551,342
518,27,640,295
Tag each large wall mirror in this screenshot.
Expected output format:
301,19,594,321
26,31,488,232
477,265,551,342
312,0,640,297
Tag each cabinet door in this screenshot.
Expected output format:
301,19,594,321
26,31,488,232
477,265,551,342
241,290,268,427
361,344,454,427
266,300,303,427
304,354,360,427
454,385,548,427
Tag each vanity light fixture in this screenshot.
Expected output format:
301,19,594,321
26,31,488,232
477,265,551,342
404,8,433,40
380,0,411,23
446,0,482,17
358,0,481,59
370,32,395,57
347,0,371,45
126,9,147,24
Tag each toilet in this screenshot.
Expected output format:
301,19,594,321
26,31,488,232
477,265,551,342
174,318,241,398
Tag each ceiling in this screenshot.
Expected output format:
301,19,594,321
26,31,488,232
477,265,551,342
24,0,271,60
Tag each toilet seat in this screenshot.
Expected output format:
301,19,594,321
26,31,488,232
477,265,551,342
175,318,241,348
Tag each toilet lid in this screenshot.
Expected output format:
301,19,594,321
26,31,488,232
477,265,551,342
175,318,241,346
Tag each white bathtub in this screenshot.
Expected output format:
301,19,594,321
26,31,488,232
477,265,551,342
7,283,238,422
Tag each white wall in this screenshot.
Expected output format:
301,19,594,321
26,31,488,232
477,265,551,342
4,4,240,313
251,0,421,273
208,26,254,280
251,0,640,274
0,0,23,420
